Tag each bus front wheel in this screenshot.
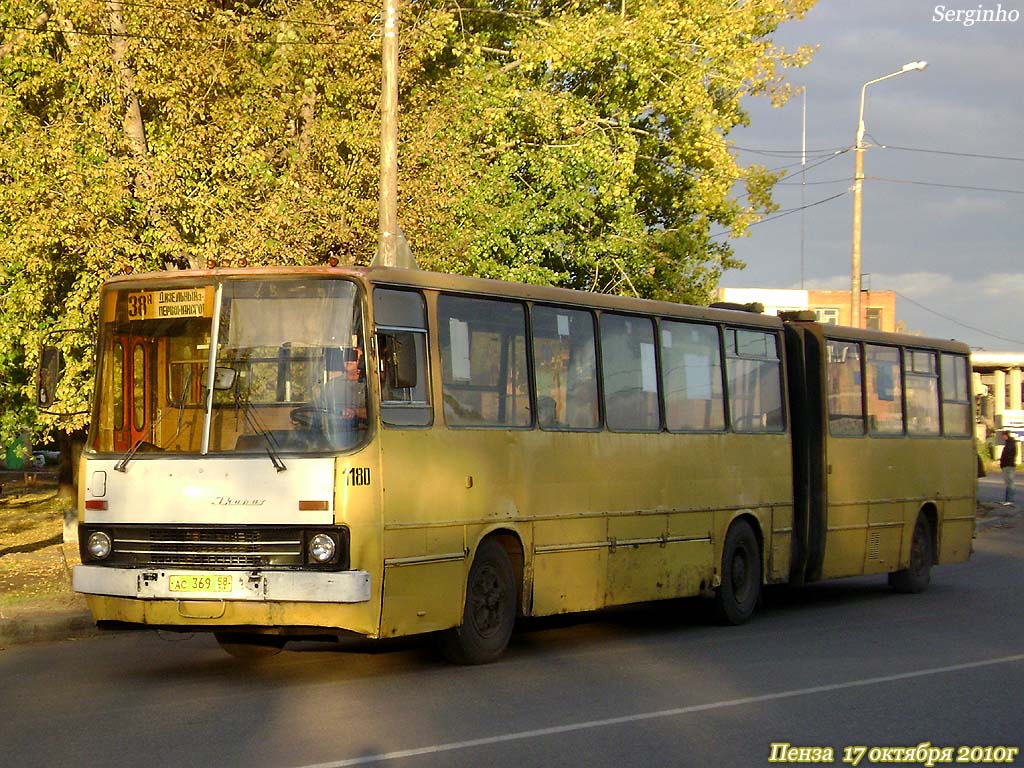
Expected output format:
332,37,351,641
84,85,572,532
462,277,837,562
889,515,933,594
438,539,516,665
715,520,761,625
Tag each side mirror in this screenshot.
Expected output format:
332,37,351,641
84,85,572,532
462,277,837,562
203,367,237,391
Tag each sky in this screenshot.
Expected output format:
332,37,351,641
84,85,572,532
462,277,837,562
720,0,1023,350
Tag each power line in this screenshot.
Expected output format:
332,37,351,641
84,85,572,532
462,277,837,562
732,144,847,157
867,176,1024,195
709,190,848,239
764,148,850,175
776,176,852,186
895,291,1024,346
882,144,1024,163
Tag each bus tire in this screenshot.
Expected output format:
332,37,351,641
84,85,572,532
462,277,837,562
889,514,933,594
438,538,516,665
214,632,286,659
715,519,761,625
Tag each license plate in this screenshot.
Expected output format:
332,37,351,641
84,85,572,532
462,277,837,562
167,573,234,594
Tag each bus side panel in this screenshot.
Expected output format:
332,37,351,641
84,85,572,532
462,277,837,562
533,516,608,615
936,437,976,565
377,427,472,637
864,500,904,575
767,505,794,582
939,513,974,564
379,560,466,637
599,432,788,607
376,425,791,625
824,434,974,579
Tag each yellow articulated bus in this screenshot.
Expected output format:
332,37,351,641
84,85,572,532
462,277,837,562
56,266,975,661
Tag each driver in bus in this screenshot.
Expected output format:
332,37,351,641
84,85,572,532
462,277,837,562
317,346,367,438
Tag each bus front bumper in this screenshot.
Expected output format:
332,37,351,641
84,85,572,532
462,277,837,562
73,564,372,603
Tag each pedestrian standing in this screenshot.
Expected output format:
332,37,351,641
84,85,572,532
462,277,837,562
999,429,1017,504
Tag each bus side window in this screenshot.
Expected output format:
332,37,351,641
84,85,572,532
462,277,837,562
865,344,904,435
531,306,599,430
906,349,940,436
940,353,971,436
724,328,784,433
826,340,865,436
600,313,660,432
374,288,431,427
660,320,725,432
438,295,530,428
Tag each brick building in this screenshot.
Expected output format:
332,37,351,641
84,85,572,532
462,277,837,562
716,288,899,332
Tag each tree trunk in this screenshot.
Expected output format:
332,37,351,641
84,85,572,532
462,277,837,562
57,430,85,543
105,1,194,267
106,1,148,158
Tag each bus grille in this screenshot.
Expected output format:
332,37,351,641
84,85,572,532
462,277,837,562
78,525,350,570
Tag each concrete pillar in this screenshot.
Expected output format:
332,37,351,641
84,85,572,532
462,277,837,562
1010,367,1022,410
995,369,1007,417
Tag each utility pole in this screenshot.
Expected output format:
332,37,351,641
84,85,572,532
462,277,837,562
800,86,806,290
850,113,865,328
849,61,927,328
378,0,399,267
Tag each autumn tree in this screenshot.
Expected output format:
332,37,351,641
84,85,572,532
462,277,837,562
0,0,814,448
400,0,813,301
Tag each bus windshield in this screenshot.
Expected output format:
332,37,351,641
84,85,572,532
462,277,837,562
90,277,367,456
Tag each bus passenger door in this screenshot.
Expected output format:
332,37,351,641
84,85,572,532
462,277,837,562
112,336,153,452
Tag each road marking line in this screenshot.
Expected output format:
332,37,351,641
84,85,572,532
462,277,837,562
297,653,1024,768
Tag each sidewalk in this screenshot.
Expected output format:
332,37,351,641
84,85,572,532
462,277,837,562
0,478,101,649
0,540,101,649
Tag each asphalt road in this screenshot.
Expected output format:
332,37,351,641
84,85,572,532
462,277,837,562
1,484,1021,768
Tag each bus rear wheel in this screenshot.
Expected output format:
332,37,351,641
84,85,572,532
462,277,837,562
214,632,286,659
715,520,761,625
438,539,516,665
889,515,933,594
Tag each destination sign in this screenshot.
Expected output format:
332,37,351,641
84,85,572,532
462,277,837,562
126,287,214,320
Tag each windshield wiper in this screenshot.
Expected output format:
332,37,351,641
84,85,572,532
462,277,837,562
237,396,287,472
115,377,195,473
114,406,180,472
114,439,145,473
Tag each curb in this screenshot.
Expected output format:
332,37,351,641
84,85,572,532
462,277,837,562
0,610,100,649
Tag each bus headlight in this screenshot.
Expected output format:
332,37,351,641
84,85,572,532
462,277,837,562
309,533,337,564
87,531,112,560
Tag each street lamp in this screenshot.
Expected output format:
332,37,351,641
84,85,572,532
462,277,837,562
850,61,927,328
